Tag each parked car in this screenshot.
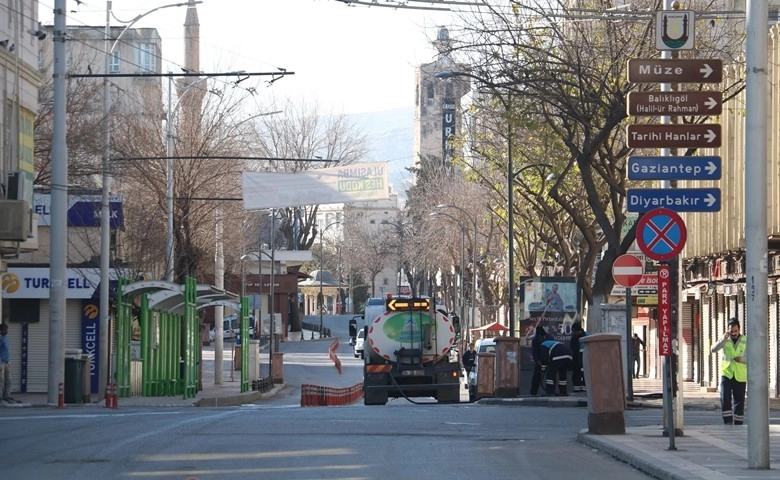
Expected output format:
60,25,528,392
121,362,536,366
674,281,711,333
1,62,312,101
209,314,254,342
467,338,497,402
354,328,365,359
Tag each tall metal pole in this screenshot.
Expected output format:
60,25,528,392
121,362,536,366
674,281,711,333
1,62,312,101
319,222,324,336
430,212,466,341
49,0,69,406
99,0,112,402
507,101,515,337
214,207,224,385
745,0,770,467
166,74,174,282
269,210,275,377
437,205,477,330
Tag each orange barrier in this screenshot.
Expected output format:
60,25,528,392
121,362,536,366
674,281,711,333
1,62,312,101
300,382,364,407
328,340,343,375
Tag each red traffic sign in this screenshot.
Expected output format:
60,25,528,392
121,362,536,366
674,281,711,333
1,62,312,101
627,91,722,116
657,264,672,357
612,254,645,288
636,208,687,261
628,58,722,83
627,124,721,149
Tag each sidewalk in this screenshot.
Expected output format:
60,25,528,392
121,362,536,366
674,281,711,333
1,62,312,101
1,329,327,409
577,376,780,480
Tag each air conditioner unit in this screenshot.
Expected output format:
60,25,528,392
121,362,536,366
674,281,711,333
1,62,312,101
0,200,30,241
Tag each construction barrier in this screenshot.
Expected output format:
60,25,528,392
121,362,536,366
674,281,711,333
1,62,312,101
300,382,364,407
328,339,342,375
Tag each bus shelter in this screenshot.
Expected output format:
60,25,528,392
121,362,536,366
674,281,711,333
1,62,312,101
116,276,249,398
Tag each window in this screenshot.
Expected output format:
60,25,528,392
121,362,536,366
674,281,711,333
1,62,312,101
137,43,155,72
110,50,120,73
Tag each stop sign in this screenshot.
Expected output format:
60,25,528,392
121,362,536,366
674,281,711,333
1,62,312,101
612,254,644,287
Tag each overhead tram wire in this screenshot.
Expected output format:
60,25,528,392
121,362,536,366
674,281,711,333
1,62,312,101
111,156,339,162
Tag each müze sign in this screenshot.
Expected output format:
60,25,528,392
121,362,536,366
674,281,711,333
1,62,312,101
628,59,722,83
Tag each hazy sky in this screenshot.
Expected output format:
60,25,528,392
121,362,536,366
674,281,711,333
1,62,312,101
41,0,456,114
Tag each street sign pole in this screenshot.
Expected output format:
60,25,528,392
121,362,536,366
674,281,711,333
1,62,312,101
626,287,633,401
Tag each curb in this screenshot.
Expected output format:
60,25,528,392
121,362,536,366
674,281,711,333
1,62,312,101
478,396,588,407
194,385,284,407
577,430,685,480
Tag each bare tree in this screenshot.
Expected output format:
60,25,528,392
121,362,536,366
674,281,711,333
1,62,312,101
445,0,745,324
246,98,369,257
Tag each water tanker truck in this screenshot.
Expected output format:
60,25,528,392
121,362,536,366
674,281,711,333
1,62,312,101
362,296,461,405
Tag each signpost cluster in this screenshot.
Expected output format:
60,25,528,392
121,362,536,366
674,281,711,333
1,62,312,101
619,9,723,446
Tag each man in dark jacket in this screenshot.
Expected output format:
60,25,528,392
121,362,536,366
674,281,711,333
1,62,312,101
540,338,573,396
530,326,548,396
462,343,476,380
569,321,588,392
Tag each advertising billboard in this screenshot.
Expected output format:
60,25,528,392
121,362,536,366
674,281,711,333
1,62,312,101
518,277,581,369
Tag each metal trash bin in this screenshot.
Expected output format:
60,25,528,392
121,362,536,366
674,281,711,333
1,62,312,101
64,356,86,404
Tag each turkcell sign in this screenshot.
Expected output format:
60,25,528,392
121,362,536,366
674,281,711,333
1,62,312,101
627,124,720,148
627,91,722,116
628,156,721,180
627,58,722,83
627,188,721,212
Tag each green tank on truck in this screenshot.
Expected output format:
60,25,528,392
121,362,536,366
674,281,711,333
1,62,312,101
362,296,461,405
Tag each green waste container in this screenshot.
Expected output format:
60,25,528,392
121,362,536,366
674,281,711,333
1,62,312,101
64,357,86,404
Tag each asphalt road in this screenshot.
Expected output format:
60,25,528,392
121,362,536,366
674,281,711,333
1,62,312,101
0,315,662,479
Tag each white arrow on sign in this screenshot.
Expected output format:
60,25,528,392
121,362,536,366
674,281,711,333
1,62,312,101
705,96,719,109
705,129,718,143
700,63,714,78
705,161,717,175
705,193,717,207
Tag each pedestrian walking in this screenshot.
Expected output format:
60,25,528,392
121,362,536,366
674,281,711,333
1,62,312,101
711,318,747,425
462,343,476,386
570,321,588,392
530,326,548,395
540,337,573,396
631,333,645,379
0,323,13,404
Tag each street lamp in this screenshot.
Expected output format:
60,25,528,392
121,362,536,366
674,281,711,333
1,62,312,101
97,0,199,402
429,211,467,341
435,70,523,337
319,221,341,336
381,219,408,294
436,204,478,334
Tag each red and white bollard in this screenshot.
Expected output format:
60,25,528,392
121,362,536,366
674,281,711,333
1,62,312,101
104,383,112,408
57,382,64,408
111,383,118,409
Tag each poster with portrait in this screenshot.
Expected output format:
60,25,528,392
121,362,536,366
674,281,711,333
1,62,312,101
518,277,581,368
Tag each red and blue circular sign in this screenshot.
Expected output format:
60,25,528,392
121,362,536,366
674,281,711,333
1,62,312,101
636,207,687,261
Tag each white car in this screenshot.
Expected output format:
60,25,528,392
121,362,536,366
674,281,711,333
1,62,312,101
354,328,365,359
467,338,497,402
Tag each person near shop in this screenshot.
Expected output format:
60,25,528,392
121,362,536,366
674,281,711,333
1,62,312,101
570,321,588,392
631,333,646,379
0,323,13,404
530,326,549,396
710,318,747,425
540,337,573,396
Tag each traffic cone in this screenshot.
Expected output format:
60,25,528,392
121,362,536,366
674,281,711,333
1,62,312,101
57,382,64,408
